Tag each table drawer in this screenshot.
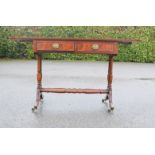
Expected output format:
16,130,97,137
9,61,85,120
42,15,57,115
36,41,75,52
76,42,118,54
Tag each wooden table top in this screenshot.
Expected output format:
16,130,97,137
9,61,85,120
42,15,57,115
11,37,140,44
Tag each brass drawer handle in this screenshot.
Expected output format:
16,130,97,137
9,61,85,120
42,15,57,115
52,43,60,49
92,44,99,50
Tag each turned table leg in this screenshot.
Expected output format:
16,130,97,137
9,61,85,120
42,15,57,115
107,55,114,111
32,53,43,111
102,55,114,112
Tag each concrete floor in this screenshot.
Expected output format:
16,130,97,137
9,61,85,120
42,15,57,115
0,60,155,128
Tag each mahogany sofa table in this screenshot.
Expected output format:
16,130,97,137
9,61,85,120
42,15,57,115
12,37,137,112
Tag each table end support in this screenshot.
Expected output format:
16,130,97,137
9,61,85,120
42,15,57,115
102,55,114,112
32,54,43,112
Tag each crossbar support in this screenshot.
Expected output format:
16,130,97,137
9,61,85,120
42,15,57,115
40,88,109,94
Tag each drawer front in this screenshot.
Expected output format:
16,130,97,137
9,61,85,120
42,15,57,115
36,41,75,52
76,42,118,54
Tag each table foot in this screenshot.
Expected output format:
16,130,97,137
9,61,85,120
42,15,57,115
102,92,114,112
32,90,43,112
32,106,38,112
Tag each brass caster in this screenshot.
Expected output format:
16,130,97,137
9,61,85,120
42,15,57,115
40,94,44,100
102,96,109,103
108,109,111,113
32,106,37,112
108,107,114,112
111,107,114,111
102,99,106,103
102,99,108,103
